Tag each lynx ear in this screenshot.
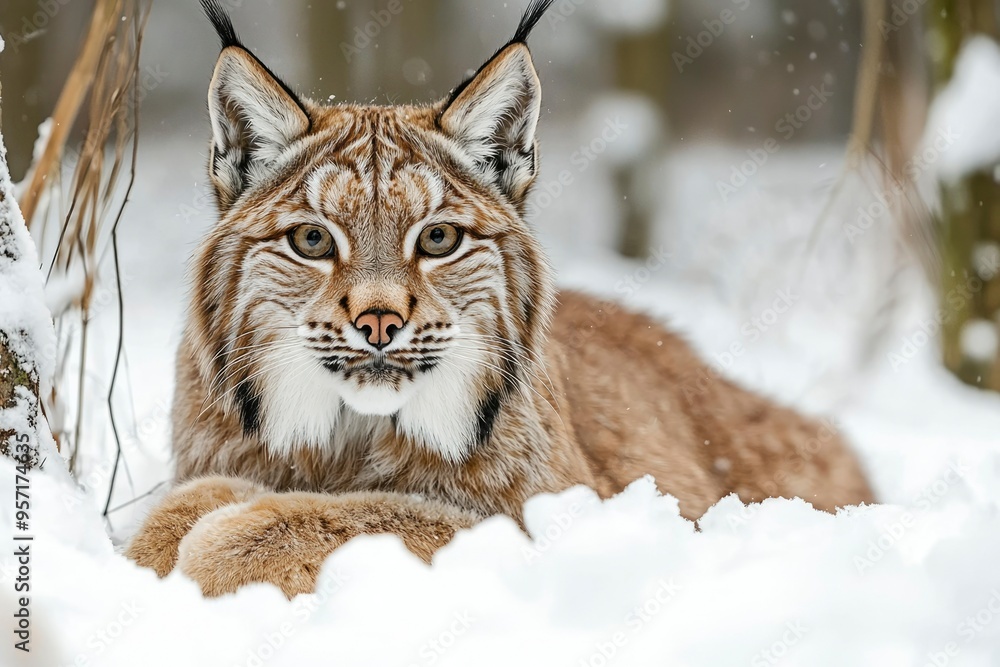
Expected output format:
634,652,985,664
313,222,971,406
202,0,310,209
439,43,542,207
439,0,556,207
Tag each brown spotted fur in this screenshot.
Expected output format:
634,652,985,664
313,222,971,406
127,1,874,598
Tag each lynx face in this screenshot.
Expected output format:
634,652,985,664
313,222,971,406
189,1,556,461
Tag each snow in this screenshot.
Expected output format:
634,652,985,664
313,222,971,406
4,387,1000,667
924,36,1000,180
960,319,999,363
0,149,51,380
0,100,60,471
577,93,664,167
30,118,52,166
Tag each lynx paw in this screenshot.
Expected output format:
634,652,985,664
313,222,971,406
176,491,479,598
125,476,266,577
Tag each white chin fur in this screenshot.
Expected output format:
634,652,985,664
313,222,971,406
255,340,489,464
396,342,486,463
258,346,344,455
337,380,414,416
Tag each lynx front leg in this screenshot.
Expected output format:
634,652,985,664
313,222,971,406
176,491,481,598
126,476,267,577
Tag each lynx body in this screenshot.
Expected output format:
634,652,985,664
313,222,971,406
127,0,874,598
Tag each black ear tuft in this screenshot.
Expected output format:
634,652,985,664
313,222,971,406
199,0,309,129
439,0,553,207
200,0,242,50
200,0,312,209
511,0,557,44
444,0,557,110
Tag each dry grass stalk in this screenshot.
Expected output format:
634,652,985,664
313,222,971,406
17,0,121,229
23,0,151,478
845,0,888,167
794,0,936,379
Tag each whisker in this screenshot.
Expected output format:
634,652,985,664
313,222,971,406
207,342,305,394
432,353,569,434
198,353,303,420
453,332,559,398
443,346,564,427
210,339,303,364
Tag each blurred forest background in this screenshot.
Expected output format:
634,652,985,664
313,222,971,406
0,0,869,176
1,0,999,501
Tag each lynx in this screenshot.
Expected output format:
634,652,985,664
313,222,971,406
127,0,874,597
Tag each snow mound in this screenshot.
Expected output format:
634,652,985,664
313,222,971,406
5,449,1000,666
924,36,1000,180
0,137,53,383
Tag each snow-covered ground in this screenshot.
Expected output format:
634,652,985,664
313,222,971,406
3,342,1000,666
4,39,1000,666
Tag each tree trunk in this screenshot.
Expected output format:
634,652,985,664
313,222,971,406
0,70,48,469
931,0,1000,390
308,0,444,104
0,0,46,180
613,23,670,259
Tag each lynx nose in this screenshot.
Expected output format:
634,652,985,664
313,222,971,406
354,310,405,350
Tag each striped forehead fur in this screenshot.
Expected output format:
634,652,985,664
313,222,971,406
306,162,445,224
189,1,560,460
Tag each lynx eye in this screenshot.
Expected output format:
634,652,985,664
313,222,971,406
289,224,335,259
417,223,462,257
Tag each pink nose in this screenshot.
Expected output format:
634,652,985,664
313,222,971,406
354,310,405,350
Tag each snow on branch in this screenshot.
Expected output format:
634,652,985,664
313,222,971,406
0,41,58,471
